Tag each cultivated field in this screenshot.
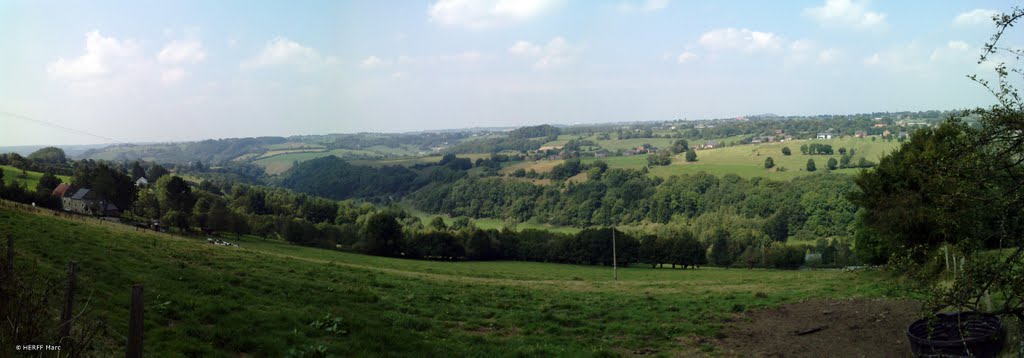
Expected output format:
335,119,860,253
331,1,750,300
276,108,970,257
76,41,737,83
1,204,904,356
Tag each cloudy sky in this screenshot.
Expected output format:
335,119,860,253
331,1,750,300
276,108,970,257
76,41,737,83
0,0,1016,145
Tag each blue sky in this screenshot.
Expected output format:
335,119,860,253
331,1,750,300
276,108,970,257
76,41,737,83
0,0,1016,145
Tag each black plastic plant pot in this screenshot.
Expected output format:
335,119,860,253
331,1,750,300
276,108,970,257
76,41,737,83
906,312,1002,357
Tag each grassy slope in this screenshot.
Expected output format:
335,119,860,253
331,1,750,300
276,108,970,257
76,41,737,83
1,165,72,189
500,137,901,181
646,137,900,180
1,203,903,356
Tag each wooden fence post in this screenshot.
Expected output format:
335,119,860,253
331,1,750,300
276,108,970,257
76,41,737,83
127,284,144,358
60,261,78,343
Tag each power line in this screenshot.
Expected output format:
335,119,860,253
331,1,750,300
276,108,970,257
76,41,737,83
0,110,127,145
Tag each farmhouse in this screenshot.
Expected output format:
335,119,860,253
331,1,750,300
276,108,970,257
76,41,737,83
854,131,867,138
135,177,149,187
51,183,73,198
702,140,719,149
594,149,609,158
61,188,119,217
816,132,834,140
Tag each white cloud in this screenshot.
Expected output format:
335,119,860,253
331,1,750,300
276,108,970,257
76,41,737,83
930,40,972,63
818,48,840,63
676,51,697,64
240,37,331,70
391,72,405,79
698,28,782,52
615,0,668,14
428,0,559,29
508,37,580,69
803,0,887,30
862,43,932,73
863,53,881,65
47,30,143,80
158,40,206,65
954,9,998,26
784,40,840,65
439,51,483,62
508,41,542,56
381,52,486,66
360,55,389,69
790,39,813,52
160,67,187,84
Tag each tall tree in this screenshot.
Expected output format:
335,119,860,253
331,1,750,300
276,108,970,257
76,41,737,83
146,164,170,182
36,172,61,193
685,149,697,162
806,159,816,172
155,175,196,214
363,211,403,256
764,157,775,169
131,161,147,180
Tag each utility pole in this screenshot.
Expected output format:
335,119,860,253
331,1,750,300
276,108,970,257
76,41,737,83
612,228,618,282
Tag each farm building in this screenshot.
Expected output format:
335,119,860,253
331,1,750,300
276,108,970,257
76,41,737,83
854,131,867,138
51,183,73,198
816,132,834,140
61,188,119,217
135,177,149,187
701,140,719,149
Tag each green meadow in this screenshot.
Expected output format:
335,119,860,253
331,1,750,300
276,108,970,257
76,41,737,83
1,203,904,356
1,165,72,189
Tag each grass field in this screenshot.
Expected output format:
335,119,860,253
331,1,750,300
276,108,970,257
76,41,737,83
647,137,901,180
1,203,904,356
402,204,581,234
1,165,72,189
505,137,902,181
254,149,392,174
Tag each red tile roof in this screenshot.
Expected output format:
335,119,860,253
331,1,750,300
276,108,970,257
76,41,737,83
52,183,72,197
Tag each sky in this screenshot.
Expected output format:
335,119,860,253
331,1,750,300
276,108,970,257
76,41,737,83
0,0,1019,146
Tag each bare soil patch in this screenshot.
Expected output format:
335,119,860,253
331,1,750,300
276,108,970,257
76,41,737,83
716,297,921,357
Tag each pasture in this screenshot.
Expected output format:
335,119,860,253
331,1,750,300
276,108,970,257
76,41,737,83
507,137,902,181
0,203,903,356
0,165,72,189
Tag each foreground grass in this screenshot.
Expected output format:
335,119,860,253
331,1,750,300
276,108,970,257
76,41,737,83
1,205,905,356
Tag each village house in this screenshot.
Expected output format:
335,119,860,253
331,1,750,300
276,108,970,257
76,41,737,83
854,131,867,138
135,177,149,187
594,149,609,158
57,187,120,217
873,123,887,128
701,140,719,149
883,129,892,136
816,132,834,140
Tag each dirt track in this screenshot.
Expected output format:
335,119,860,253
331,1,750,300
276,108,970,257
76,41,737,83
716,298,922,357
